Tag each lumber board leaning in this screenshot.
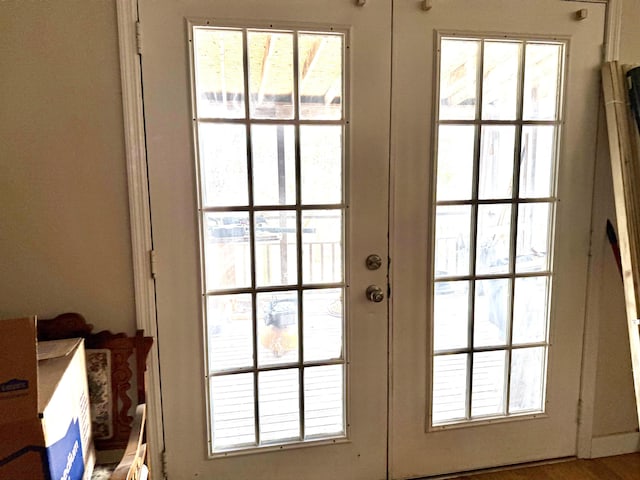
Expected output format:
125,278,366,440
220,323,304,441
601,61,640,427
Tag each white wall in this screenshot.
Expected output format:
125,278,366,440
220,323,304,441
620,0,640,65
0,0,136,333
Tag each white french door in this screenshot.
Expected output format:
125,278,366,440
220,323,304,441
139,0,605,478
390,0,604,477
140,0,390,479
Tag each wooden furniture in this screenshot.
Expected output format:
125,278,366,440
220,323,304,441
37,313,153,480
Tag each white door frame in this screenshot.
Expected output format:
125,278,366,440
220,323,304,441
115,0,623,476
115,0,164,475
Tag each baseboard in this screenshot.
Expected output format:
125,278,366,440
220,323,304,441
590,432,640,458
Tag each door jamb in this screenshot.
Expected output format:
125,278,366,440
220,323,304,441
116,0,165,476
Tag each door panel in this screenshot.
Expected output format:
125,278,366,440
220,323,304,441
140,1,390,479
390,1,604,477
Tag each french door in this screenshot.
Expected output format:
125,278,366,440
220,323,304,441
390,0,604,478
140,0,605,478
140,0,390,479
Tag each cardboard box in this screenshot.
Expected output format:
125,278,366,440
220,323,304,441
0,317,95,480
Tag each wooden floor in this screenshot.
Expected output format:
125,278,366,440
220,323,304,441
451,453,640,479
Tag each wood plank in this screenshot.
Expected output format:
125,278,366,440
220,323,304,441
601,61,640,427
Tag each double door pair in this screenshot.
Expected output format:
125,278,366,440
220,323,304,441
140,1,605,478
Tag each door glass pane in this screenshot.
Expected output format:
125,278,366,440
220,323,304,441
303,288,343,362
476,204,512,275
432,354,468,424
439,39,480,120
471,350,506,417
248,31,294,119
434,205,471,278
193,25,348,452
210,373,256,449
436,125,475,201
252,125,296,206
259,369,301,442
522,43,562,121
509,347,546,413
432,35,564,427
193,28,245,119
302,210,343,284
434,281,469,352
474,279,510,348
513,276,549,344
482,41,521,120
199,123,249,207
299,33,343,120
208,294,253,372
300,125,343,205
257,291,299,366
519,125,556,198
304,365,344,437
478,125,515,200
516,202,551,273
255,210,297,287
204,212,251,290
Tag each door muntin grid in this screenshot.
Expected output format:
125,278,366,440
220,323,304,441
189,22,349,454
430,34,566,428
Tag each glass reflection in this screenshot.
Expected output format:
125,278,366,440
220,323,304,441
434,206,471,278
439,39,480,120
299,33,343,120
476,204,512,275
434,281,470,352
248,31,294,119
194,28,246,119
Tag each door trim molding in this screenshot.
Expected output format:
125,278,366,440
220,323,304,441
590,432,640,458
116,0,164,475
576,0,623,459
604,0,622,61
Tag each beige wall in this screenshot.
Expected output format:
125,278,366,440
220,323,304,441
620,0,640,65
0,0,136,333
0,0,638,447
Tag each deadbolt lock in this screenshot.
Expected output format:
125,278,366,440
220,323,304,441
366,254,383,270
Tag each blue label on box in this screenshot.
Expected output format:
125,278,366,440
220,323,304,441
0,378,29,395
46,418,84,480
